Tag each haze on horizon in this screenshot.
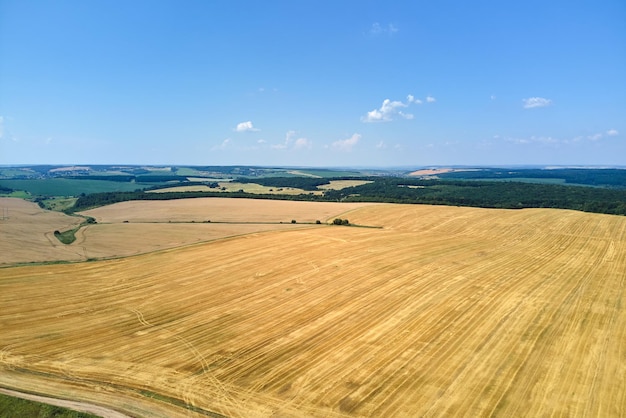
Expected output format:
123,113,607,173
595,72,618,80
0,0,624,167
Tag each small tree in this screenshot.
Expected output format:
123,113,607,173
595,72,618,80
333,218,343,225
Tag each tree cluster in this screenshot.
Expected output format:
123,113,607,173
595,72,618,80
236,176,331,191
436,168,626,188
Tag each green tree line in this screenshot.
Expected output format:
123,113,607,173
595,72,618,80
436,168,626,188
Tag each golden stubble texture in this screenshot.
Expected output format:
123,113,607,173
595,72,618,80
1,203,625,417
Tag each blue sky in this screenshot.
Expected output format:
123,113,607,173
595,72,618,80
1,0,624,167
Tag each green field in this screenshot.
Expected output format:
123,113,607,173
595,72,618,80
0,190,30,199
0,393,98,418
0,168,37,178
472,177,568,185
40,197,79,211
0,179,162,197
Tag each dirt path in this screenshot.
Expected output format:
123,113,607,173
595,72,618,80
0,387,132,418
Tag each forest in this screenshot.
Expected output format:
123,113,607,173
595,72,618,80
435,168,626,188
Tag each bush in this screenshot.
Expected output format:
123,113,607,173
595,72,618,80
54,229,77,244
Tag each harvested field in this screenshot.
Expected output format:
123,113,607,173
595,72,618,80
212,182,314,195
0,198,84,264
147,185,217,193
79,198,371,224
317,180,372,190
408,168,480,176
151,180,371,194
1,198,371,264
1,204,625,417
408,168,456,176
211,182,317,195
72,223,309,259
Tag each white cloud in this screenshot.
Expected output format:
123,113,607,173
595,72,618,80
362,98,409,122
283,129,297,148
0,116,19,142
294,137,312,150
363,107,385,122
495,129,619,148
362,94,434,123
369,22,398,36
522,97,552,109
585,130,620,141
501,135,559,145
271,130,310,150
332,133,361,152
501,134,608,146
235,121,259,132
407,94,422,104
211,138,231,150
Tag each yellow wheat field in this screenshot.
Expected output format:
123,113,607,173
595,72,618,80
79,198,371,224
0,198,84,264
0,197,372,263
1,203,625,417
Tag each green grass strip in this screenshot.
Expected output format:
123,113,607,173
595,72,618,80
0,392,99,418
53,217,97,245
